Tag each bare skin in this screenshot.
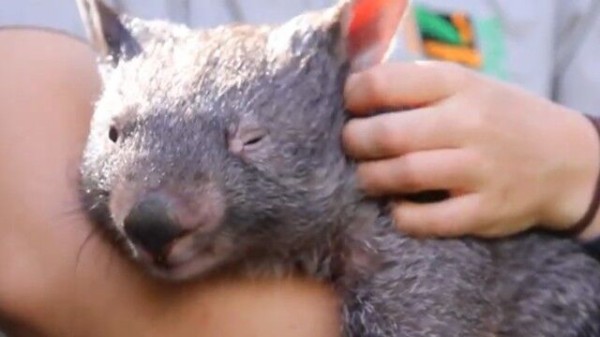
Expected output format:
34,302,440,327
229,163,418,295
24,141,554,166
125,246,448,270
343,61,600,240
0,28,340,337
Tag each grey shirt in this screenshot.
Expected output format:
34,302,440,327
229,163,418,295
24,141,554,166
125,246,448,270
2,0,600,115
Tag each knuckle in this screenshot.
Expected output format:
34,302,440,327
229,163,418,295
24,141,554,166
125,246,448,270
391,205,412,231
430,61,472,88
478,220,506,238
470,109,488,131
433,103,460,130
427,216,454,236
454,104,486,135
356,164,380,192
342,120,360,150
396,156,424,191
372,115,404,155
359,70,386,105
434,202,473,236
472,197,494,226
444,62,472,86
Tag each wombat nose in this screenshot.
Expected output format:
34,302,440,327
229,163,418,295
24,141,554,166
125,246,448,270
123,195,187,259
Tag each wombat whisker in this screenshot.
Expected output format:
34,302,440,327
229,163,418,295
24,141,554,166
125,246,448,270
53,205,86,221
75,225,102,272
104,243,117,279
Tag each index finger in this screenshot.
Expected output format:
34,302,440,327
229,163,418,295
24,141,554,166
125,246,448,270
345,61,468,115
342,107,459,160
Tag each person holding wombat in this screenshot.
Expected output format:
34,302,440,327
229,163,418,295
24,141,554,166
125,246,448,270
1,1,599,336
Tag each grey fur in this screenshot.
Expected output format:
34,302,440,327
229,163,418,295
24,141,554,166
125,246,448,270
78,1,600,336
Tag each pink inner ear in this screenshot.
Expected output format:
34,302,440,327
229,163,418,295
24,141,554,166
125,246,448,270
346,0,407,68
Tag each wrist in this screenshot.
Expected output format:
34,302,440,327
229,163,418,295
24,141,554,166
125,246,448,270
539,107,600,233
569,114,600,241
571,113,600,242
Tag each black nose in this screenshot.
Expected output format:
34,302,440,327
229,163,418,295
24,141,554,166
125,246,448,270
123,195,186,259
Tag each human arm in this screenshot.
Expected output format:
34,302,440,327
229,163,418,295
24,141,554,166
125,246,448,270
0,28,340,337
342,61,600,241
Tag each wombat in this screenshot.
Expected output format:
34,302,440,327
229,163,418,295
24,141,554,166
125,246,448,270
76,0,600,336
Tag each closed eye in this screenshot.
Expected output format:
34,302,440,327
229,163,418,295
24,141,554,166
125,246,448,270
244,135,264,146
241,129,267,149
228,121,268,156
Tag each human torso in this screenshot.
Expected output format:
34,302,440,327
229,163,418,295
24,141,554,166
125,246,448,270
3,0,599,114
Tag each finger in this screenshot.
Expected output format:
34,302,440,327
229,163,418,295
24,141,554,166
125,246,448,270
474,219,532,239
345,61,469,115
342,108,459,160
356,149,480,196
391,194,484,238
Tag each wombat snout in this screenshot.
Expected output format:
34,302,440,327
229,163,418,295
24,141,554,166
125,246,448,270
123,194,190,261
118,189,226,272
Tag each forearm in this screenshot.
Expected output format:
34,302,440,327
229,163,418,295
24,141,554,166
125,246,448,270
0,28,341,337
48,268,341,337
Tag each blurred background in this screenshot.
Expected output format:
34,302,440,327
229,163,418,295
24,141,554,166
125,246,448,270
1,0,598,336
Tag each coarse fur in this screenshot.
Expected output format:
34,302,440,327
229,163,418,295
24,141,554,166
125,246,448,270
77,0,600,336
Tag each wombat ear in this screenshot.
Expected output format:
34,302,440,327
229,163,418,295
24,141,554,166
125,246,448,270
76,0,141,66
338,0,407,72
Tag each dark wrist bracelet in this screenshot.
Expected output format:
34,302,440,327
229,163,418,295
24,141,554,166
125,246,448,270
567,114,600,238
569,114,600,261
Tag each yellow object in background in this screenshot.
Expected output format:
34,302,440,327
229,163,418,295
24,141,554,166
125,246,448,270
423,40,482,68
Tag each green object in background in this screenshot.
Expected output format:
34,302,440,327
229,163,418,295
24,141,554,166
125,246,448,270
476,16,508,80
411,2,509,81
414,4,461,45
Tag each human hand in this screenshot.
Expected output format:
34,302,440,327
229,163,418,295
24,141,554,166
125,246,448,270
343,61,600,239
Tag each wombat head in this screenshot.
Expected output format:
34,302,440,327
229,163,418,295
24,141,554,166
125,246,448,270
78,0,406,280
